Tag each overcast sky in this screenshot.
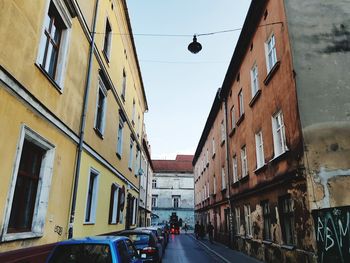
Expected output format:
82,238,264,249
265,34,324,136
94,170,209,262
127,0,251,160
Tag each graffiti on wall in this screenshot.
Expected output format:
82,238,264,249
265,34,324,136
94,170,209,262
313,206,350,263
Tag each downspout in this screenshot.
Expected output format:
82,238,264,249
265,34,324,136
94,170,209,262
144,159,149,226
68,0,99,239
222,93,234,247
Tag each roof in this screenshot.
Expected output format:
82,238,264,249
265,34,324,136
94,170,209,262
58,236,126,245
152,155,194,173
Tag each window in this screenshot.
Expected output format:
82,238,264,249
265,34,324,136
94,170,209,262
212,137,216,157
213,175,217,193
173,196,180,208
244,204,252,237
151,195,157,207
266,34,277,72
152,179,157,189
116,115,125,157
279,195,295,245
255,131,265,168
134,148,140,176
137,115,141,137
117,240,131,262
232,155,238,183
272,111,287,157
121,69,126,100
85,169,99,223
94,78,107,135
235,207,241,235
206,149,209,165
221,167,226,190
103,18,112,60
230,106,235,130
261,200,271,240
37,0,72,88
128,138,134,170
132,198,137,225
109,184,120,224
238,90,244,117
250,64,259,97
3,126,55,241
221,120,225,143
132,99,136,124
207,181,210,198
241,146,248,177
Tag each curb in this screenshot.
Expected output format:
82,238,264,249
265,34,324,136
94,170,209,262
188,234,231,263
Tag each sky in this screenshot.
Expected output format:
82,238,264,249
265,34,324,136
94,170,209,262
127,0,251,160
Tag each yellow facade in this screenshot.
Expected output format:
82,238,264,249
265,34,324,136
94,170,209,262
0,0,147,258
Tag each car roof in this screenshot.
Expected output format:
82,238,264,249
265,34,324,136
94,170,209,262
119,230,153,235
57,236,127,245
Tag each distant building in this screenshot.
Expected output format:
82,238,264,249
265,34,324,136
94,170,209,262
194,0,350,262
151,155,195,227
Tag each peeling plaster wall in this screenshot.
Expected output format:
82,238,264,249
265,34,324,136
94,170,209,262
283,0,350,211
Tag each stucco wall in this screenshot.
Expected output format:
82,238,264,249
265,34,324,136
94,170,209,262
284,0,350,210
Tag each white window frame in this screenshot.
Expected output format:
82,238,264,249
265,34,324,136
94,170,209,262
244,204,252,237
231,106,235,129
132,198,137,225
206,149,209,165
121,68,126,99
207,181,210,198
255,131,265,169
151,195,157,207
265,34,277,72
213,175,217,194
85,168,100,224
152,178,157,189
235,207,241,235
221,120,225,143
1,125,55,242
250,64,259,97
221,167,226,190
238,90,244,117
232,155,238,183
132,99,136,124
212,137,216,157
116,117,124,156
110,184,120,224
103,17,112,60
36,0,72,90
241,146,248,177
94,78,108,135
134,148,140,176
128,138,134,170
272,111,287,157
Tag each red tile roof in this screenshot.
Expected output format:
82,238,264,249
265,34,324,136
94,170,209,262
152,155,194,173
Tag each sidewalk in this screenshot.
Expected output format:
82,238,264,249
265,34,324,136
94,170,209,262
190,234,262,263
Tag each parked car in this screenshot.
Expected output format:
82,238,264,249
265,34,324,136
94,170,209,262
46,236,141,263
156,224,169,246
136,227,165,252
117,229,163,263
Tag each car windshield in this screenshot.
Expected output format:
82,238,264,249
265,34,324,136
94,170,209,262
48,244,112,263
125,234,150,245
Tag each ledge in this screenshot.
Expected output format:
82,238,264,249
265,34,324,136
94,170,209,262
236,113,245,127
94,128,104,139
254,164,267,174
229,127,236,137
102,50,110,65
269,150,289,164
281,244,295,251
249,89,261,108
240,174,249,183
212,153,216,159
220,140,225,147
264,61,280,86
231,180,239,188
116,152,122,160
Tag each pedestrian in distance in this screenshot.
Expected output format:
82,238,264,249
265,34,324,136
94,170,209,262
199,223,205,240
194,221,200,239
207,221,214,244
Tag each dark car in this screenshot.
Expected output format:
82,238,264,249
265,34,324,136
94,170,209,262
46,236,141,263
136,227,165,252
156,224,169,246
117,230,163,263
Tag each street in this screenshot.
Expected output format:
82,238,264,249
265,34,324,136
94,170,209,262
163,233,221,263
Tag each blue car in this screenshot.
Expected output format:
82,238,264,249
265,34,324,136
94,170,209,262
46,236,142,263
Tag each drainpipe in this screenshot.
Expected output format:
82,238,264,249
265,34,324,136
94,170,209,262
144,159,149,226
68,0,99,239
222,93,234,247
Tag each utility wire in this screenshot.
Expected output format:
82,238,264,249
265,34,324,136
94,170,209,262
93,22,283,37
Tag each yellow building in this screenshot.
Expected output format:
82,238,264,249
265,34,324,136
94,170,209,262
0,0,147,261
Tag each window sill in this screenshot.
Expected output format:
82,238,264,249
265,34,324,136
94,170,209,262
281,244,295,250
254,164,267,174
231,180,239,187
262,240,273,246
116,152,122,160
94,128,104,139
236,113,245,127
83,222,95,225
221,188,227,193
264,61,280,86
269,150,289,164
1,231,43,242
220,140,225,147
35,63,63,93
249,89,261,108
240,174,249,183
212,153,216,159
128,167,132,172
229,127,236,137
121,94,125,102
206,163,209,168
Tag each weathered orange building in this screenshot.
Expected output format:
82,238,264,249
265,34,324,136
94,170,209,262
194,0,350,262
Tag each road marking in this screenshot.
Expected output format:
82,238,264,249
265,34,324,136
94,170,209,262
188,235,231,263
